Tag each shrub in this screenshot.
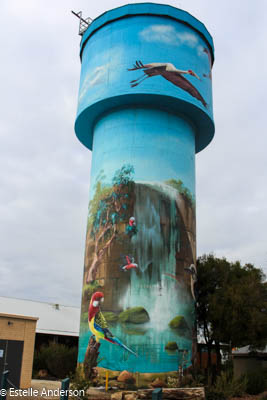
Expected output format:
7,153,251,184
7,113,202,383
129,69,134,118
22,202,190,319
167,376,179,388
70,366,91,400
206,371,247,400
191,367,206,386
33,342,77,379
205,390,225,400
245,370,266,395
33,346,48,373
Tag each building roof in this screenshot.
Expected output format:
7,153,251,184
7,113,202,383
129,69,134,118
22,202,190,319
0,296,80,337
0,312,38,321
232,345,267,355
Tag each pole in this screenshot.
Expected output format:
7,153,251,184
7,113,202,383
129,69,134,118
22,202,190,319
105,370,109,392
152,388,162,400
60,378,70,400
71,11,89,26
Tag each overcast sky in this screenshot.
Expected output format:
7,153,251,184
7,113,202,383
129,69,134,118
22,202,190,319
1,0,266,307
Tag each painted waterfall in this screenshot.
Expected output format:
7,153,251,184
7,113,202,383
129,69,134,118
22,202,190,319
78,165,196,372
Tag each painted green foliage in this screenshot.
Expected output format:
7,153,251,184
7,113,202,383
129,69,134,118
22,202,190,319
85,164,135,283
165,179,195,208
89,164,135,235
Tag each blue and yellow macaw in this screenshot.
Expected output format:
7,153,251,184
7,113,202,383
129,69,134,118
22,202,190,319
88,291,137,356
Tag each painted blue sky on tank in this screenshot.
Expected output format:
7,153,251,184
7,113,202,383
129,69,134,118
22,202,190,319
77,16,213,116
88,108,196,199
78,44,124,107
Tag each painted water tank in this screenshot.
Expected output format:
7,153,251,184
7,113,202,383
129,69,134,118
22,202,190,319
75,3,215,373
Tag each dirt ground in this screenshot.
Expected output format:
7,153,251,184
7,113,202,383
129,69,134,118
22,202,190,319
31,380,61,391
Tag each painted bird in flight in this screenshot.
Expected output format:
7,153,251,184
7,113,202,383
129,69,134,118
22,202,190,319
128,61,207,108
88,292,137,356
121,255,138,271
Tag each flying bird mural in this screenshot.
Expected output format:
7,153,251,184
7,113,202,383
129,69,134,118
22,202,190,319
128,61,207,108
121,255,138,271
88,292,137,356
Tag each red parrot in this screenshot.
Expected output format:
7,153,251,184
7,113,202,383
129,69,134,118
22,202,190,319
121,255,138,271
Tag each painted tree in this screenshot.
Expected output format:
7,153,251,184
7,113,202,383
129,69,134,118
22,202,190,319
165,178,195,208
85,164,134,283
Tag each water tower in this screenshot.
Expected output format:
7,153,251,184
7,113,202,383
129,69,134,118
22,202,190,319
74,3,214,373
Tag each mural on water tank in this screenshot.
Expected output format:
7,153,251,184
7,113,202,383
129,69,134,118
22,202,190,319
76,13,209,373
128,61,207,107
78,162,196,373
77,19,213,117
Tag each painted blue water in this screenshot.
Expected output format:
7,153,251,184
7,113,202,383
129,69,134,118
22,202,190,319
78,181,195,372
78,322,192,373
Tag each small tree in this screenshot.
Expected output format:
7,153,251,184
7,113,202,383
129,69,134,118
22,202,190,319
196,254,267,373
33,343,77,379
196,255,230,371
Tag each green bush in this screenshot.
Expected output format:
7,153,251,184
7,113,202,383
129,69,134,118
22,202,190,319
33,343,77,379
206,371,247,400
70,366,91,400
245,370,266,395
205,390,225,400
167,376,179,388
33,346,48,372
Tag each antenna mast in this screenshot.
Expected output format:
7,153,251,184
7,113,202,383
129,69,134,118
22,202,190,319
71,11,92,35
